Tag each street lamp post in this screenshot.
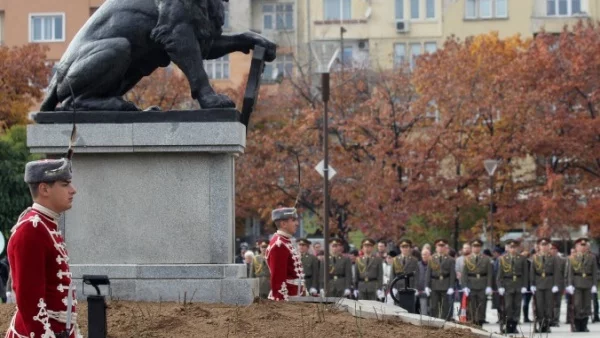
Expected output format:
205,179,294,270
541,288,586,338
484,159,499,249
315,48,340,297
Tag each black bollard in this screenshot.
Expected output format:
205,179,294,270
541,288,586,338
82,275,110,338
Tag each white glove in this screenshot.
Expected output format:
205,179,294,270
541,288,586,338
343,289,351,297
530,286,536,294
353,290,359,299
392,288,398,296
498,287,505,296
463,287,471,297
425,287,431,297
309,288,318,296
447,288,454,295
592,286,597,294
5,292,11,303
566,285,575,295
552,286,559,293
485,287,492,295
377,289,384,300
319,289,325,297
521,287,527,294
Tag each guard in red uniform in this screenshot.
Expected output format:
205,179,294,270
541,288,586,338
5,158,81,338
265,207,305,301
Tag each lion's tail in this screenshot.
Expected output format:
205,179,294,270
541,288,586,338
40,79,58,111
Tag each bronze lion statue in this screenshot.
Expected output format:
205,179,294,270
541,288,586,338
40,0,276,111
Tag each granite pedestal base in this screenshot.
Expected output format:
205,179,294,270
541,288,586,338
27,110,258,304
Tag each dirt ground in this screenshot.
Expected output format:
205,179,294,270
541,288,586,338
0,300,478,338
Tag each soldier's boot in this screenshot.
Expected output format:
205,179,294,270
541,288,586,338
511,320,519,334
573,318,581,332
582,318,590,332
593,315,600,323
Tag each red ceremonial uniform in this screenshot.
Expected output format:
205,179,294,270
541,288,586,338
265,230,305,300
5,204,80,338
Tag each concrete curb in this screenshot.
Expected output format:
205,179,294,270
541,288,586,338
288,297,503,338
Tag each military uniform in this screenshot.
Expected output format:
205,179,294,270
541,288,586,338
497,239,528,334
5,158,82,338
462,239,493,326
322,239,352,297
426,239,456,320
356,239,383,300
250,240,271,299
552,246,566,326
265,208,305,301
298,238,319,296
393,239,419,289
530,237,560,333
566,237,599,332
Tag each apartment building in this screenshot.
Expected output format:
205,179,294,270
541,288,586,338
443,0,600,40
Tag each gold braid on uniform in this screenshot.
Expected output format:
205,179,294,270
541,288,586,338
533,255,543,273
465,255,477,272
356,257,367,275
569,255,583,272
500,256,512,273
329,257,335,274
429,254,441,273
253,256,263,275
393,257,404,274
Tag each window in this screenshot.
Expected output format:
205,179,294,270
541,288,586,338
426,0,435,18
395,0,404,19
263,54,294,81
324,0,351,20
30,14,65,42
424,42,437,54
204,55,229,79
547,0,583,16
410,43,422,69
410,0,419,19
223,2,230,29
465,0,507,19
394,44,406,67
263,3,294,30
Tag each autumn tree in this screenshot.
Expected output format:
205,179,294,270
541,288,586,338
125,66,194,110
0,44,50,130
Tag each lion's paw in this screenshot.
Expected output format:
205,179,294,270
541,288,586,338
199,93,236,109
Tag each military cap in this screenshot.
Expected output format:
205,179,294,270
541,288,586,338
399,239,413,247
551,242,560,250
388,250,398,257
240,242,249,249
574,237,589,245
505,239,518,247
24,158,72,184
361,238,376,246
258,239,269,247
537,237,551,245
470,239,483,247
271,207,298,222
298,238,311,245
330,238,342,245
434,239,448,246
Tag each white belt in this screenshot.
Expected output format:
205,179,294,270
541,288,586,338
286,279,305,286
48,310,78,324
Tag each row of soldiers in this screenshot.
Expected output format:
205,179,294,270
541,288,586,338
250,235,598,333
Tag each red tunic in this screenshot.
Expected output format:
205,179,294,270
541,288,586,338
5,205,80,338
265,231,305,300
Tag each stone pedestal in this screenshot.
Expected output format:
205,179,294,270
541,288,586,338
27,110,258,304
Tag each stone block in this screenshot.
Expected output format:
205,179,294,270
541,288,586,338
221,278,259,305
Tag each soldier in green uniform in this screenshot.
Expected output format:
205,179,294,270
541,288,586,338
497,239,528,334
392,239,419,290
298,238,319,296
566,237,599,332
550,242,566,327
250,239,271,299
321,238,352,297
462,239,493,326
530,237,560,333
426,239,456,320
355,238,384,300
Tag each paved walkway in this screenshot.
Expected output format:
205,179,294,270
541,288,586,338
456,298,600,337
